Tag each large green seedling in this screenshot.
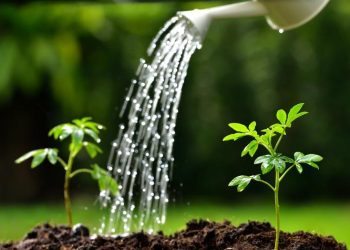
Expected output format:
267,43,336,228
223,103,322,250
15,117,117,227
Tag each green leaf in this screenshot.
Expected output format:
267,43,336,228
69,142,83,156
280,156,294,164
15,150,42,164
254,155,271,165
260,134,270,145
276,109,287,124
270,124,285,135
72,128,84,145
81,117,92,122
298,154,323,163
91,164,118,196
49,124,75,141
228,123,249,133
248,121,256,131
241,140,257,157
294,152,321,171
251,175,261,181
31,150,47,168
73,118,86,127
289,103,304,117
272,157,286,173
48,125,64,139
295,163,303,173
59,125,74,141
305,162,320,170
47,149,58,164
261,128,277,141
85,121,105,133
261,161,274,174
286,103,308,126
255,154,286,174
84,128,101,143
249,142,259,157
228,175,250,192
228,175,260,192
294,152,304,161
223,133,245,141
84,142,102,159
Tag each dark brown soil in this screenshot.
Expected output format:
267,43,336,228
1,220,346,250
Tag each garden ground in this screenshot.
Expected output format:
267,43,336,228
0,200,349,246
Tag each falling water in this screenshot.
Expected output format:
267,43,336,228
99,14,202,235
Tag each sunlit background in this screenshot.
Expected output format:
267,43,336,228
0,0,349,245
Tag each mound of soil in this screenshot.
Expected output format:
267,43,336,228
1,220,346,250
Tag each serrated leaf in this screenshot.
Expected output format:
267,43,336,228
241,140,258,157
276,109,287,124
31,150,47,168
223,133,246,141
228,123,249,133
248,121,256,131
47,149,58,164
295,163,303,173
84,142,102,159
15,149,42,164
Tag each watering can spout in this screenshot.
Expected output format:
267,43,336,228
178,0,330,39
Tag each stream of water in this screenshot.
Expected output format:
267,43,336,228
99,15,202,235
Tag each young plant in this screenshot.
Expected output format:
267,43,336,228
223,103,322,250
15,117,117,227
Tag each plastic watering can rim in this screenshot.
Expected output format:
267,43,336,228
178,0,330,39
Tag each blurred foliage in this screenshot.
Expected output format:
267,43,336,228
0,1,349,202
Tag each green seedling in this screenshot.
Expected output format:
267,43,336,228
223,103,322,250
15,117,117,226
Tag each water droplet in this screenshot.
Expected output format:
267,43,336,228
278,29,284,34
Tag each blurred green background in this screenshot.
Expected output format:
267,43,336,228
0,0,350,244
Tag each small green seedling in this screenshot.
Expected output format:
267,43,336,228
223,103,322,250
15,117,117,226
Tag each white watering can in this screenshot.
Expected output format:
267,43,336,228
179,0,330,39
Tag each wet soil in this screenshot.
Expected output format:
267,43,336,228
1,220,346,250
